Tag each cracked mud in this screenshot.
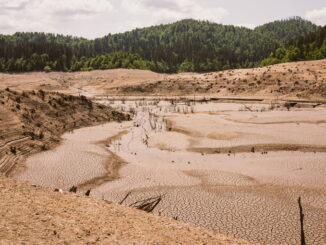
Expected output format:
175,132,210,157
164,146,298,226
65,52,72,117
17,100,326,245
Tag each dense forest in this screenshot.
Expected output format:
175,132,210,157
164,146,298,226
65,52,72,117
261,26,326,66
0,17,320,73
254,17,318,44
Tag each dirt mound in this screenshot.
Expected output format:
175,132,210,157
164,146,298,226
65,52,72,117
0,175,254,245
0,89,130,176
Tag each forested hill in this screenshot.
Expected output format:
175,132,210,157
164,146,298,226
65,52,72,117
261,25,326,66
254,17,318,44
0,17,318,73
93,19,279,72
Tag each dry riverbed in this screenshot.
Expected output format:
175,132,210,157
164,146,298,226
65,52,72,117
15,99,326,245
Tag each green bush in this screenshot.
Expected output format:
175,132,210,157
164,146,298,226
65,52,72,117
43,65,52,72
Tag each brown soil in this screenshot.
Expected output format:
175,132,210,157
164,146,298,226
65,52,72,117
0,89,130,176
76,151,125,191
165,118,238,140
0,175,254,245
77,131,130,191
0,69,163,96
108,60,326,100
0,60,325,100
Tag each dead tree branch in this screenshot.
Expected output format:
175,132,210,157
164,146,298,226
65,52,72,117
298,197,306,245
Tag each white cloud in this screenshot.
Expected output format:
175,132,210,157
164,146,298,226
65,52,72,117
306,6,326,25
0,0,29,11
121,0,229,25
0,0,114,34
43,0,113,19
0,0,229,38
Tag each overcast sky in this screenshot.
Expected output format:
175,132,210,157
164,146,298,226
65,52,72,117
0,0,325,39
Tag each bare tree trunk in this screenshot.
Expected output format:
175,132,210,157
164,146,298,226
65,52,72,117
298,197,306,245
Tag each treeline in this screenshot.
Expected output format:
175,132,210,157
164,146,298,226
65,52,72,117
261,26,326,66
0,17,318,73
254,17,318,44
93,18,316,72
92,19,278,72
0,51,151,72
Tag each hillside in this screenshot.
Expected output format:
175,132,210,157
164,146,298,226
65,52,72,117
0,89,129,176
261,26,326,66
0,18,317,73
107,60,326,100
254,17,318,44
1,60,325,100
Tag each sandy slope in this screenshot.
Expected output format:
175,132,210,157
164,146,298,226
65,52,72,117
0,175,254,245
0,60,325,100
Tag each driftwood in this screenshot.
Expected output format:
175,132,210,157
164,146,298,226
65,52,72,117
119,191,132,205
118,191,163,213
298,197,306,245
118,190,165,214
129,196,163,213
244,105,253,111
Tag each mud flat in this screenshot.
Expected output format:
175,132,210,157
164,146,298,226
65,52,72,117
16,122,132,189
93,100,326,245
18,99,326,245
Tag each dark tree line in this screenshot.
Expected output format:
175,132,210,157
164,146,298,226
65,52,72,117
254,16,317,44
261,25,326,66
0,17,318,73
0,33,149,72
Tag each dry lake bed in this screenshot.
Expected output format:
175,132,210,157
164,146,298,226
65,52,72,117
16,98,326,245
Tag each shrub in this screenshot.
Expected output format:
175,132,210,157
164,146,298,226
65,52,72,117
44,66,52,72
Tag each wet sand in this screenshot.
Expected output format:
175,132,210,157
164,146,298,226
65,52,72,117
16,100,326,244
